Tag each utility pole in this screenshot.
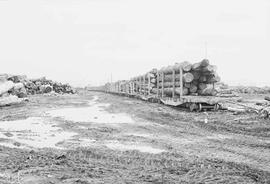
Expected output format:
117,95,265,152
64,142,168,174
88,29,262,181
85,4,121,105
110,73,112,83
205,42,208,59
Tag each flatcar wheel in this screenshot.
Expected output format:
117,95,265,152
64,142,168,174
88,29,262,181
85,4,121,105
214,104,219,111
189,103,198,112
198,103,202,112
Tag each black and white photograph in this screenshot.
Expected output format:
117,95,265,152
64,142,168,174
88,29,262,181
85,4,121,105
0,0,270,183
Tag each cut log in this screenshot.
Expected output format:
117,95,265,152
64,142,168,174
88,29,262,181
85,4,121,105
189,84,198,93
9,83,27,98
158,82,174,88
207,74,221,83
192,59,209,70
0,95,24,106
161,61,192,74
181,61,192,72
192,80,199,86
149,68,158,74
158,73,194,83
160,65,174,74
136,83,156,88
201,59,210,67
201,65,217,73
158,74,180,82
8,75,27,83
192,72,201,80
183,73,194,83
144,73,155,79
198,83,207,90
0,74,8,82
174,61,192,72
152,87,189,96
198,85,218,96
39,85,53,93
184,83,191,88
264,96,270,101
150,78,157,83
226,107,247,113
191,62,201,71
260,107,270,118
199,76,207,82
0,81,15,96
157,81,195,92
17,88,27,98
158,81,184,88
13,83,24,90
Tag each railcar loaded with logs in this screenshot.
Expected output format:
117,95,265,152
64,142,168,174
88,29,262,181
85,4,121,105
104,59,223,111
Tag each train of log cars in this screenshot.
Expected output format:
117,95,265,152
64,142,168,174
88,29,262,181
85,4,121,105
103,59,222,111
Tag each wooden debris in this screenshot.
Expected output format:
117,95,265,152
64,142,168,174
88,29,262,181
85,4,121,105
265,96,270,102
0,74,76,107
0,95,25,107
0,81,15,96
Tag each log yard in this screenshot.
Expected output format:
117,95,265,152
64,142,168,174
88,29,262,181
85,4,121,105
1,59,270,183
1,0,270,184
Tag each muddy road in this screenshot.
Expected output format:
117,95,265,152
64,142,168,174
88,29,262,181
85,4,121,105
0,91,270,183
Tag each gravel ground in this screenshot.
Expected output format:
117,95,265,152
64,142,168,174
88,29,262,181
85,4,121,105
0,90,270,184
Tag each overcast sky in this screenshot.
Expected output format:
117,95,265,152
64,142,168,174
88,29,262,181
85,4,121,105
0,0,269,87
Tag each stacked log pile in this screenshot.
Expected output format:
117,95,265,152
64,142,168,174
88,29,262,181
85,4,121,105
27,77,75,95
0,74,27,106
220,96,270,119
131,69,158,95
229,86,270,94
215,84,270,95
105,59,220,98
0,74,76,107
153,59,220,97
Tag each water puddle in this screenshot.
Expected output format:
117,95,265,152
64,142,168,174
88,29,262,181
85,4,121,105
0,141,27,149
105,141,165,154
206,134,232,140
46,96,135,124
0,95,155,151
59,138,96,148
0,117,76,149
124,132,152,138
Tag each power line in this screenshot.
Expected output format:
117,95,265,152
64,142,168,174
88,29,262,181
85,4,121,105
205,42,208,58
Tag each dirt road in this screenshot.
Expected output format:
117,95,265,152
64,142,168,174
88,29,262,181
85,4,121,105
0,90,270,183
